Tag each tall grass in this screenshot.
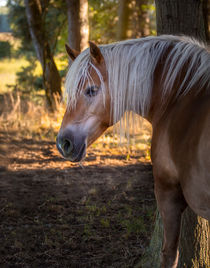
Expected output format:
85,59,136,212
0,92,65,140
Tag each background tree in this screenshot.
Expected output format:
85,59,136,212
7,0,67,109
130,0,155,38
89,0,155,43
117,0,156,40
117,0,130,40
140,1,210,267
24,0,62,110
66,0,89,52
8,0,33,53
89,0,119,43
155,0,207,41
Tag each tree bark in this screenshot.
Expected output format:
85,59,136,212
138,209,209,268
117,0,130,40
138,1,210,267
25,0,61,110
66,0,89,52
178,209,210,268
155,0,207,42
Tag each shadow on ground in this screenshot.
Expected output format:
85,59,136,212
0,131,156,268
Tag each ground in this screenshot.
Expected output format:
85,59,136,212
0,128,156,268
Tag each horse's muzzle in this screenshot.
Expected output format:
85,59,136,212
56,132,86,162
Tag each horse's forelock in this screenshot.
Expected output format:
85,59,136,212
65,49,106,109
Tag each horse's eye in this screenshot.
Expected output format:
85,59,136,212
85,86,99,97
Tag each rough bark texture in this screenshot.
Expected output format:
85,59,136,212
155,0,207,42
117,0,130,40
139,209,209,268
66,0,89,52
25,0,61,110
139,1,210,267
179,209,210,268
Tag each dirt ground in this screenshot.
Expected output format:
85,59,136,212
0,129,156,268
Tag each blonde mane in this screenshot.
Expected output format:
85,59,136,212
65,35,210,135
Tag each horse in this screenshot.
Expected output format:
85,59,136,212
56,35,210,268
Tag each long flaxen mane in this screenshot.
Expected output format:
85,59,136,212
65,35,210,134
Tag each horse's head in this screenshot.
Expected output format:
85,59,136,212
57,42,112,162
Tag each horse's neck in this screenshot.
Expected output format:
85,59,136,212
142,66,205,125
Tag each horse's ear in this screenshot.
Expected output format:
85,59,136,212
65,44,80,61
89,41,103,64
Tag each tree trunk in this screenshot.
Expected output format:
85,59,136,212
138,209,209,268
136,0,150,37
24,0,61,110
66,0,89,52
117,0,130,40
155,0,207,42
139,1,210,267
178,209,210,268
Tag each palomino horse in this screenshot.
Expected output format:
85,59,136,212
57,35,210,268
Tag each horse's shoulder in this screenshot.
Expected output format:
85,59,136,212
151,94,210,184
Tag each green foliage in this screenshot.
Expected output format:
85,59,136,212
43,0,67,54
89,0,119,43
15,61,43,93
7,0,67,55
121,217,146,236
0,53,60,98
89,0,156,43
7,0,33,53
5,0,156,100
15,59,67,94
18,66,41,89
100,218,110,228
0,41,11,58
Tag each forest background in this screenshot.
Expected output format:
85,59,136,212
0,1,209,267
0,0,156,112
0,2,161,267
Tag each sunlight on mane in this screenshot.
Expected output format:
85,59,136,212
65,35,210,139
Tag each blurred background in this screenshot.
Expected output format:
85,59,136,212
0,3,156,266
0,1,209,267
0,0,156,141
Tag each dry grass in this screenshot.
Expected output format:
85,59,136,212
0,92,64,139
0,91,152,163
0,54,151,161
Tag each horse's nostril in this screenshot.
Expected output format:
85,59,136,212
56,136,74,157
63,139,73,155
